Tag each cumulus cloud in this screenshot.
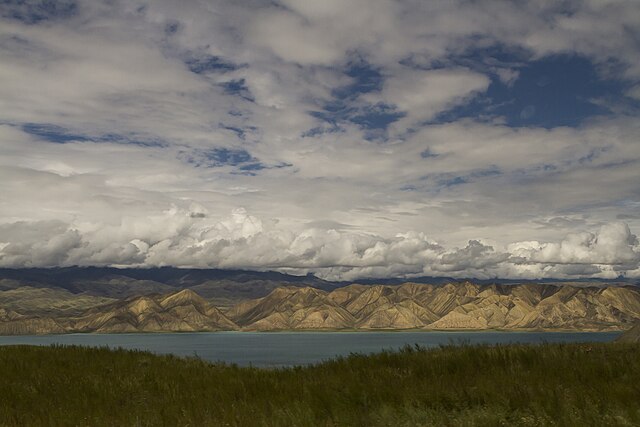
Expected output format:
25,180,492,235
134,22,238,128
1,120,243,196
509,223,640,266
0,221,83,267
0,209,637,281
438,241,510,272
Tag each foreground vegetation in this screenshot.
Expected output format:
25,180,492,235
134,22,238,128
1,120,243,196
0,343,639,426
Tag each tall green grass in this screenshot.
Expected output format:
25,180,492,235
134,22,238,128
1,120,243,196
0,343,638,426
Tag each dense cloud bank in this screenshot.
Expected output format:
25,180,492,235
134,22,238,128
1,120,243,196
1,209,637,281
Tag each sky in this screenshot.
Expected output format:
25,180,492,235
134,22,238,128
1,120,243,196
0,0,639,281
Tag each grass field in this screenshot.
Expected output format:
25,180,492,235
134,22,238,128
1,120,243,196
0,342,639,426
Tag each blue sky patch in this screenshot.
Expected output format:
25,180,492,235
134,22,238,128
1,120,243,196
21,123,165,146
308,60,404,136
186,54,237,74
164,21,180,35
179,147,255,168
305,52,634,134
219,124,256,141
179,147,291,175
439,176,469,187
349,104,405,130
436,53,629,128
432,167,503,189
2,0,77,24
95,133,166,147
219,79,254,101
333,60,384,99
204,147,254,166
234,161,292,176
21,123,88,143
238,162,266,171
309,100,404,137
420,148,439,159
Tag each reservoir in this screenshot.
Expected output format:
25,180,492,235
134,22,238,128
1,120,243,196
0,331,620,367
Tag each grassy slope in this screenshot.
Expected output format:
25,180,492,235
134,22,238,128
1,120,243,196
0,343,639,426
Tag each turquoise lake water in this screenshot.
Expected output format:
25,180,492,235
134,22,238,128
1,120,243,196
0,331,620,367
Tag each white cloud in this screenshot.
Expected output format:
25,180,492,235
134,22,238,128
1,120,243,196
367,67,490,132
0,1,638,279
627,85,640,100
509,222,639,266
495,68,519,87
0,209,638,280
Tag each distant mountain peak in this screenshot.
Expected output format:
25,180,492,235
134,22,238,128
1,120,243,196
160,288,207,309
126,297,162,316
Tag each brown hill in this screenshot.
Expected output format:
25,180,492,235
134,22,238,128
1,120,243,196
0,308,66,334
226,283,640,331
71,289,238,333
227,287,356,330
2,282,639,334
0,289,238,335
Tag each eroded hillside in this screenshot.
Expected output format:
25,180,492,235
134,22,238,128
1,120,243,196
1,282,639,334
227,282,640,331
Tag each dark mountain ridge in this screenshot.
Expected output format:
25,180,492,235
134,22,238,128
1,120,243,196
1,266,634,293
0,267,337,304
0,267,334,289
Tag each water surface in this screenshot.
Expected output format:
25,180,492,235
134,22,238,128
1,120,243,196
0,331,620,367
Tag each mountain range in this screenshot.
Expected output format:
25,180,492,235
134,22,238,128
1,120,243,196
226,282,640,331
1,267,635,307
1,281,639,334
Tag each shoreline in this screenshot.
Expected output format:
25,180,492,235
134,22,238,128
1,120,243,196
0,328,625,338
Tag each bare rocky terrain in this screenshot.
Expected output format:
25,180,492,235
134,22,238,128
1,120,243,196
1,281,639,334
226,282,640,331
0,289,236,334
